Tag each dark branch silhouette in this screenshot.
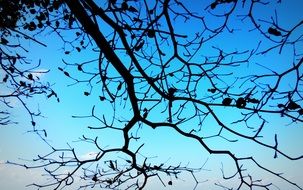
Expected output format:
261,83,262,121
2,0,303,189
1,0,55,126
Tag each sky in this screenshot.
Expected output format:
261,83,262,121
1,0,303,189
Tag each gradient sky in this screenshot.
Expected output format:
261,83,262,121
1,0,303,189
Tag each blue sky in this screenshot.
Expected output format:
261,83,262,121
1,0,303,189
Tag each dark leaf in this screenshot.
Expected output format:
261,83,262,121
222,98,232,106
92,174,98,182
20,81,26,86
84,91,90,96
208,88,216,93
236,97,246,108
63,14,69,20
76,47,81,52
31,121,36,126
30,9,36,14
77,64,83,71
63,71,70,77
58,67,64,71
159,50,166,56
47,91,57,98
8,66,15,73
1,37,9,45
168,181,172,185
47,93,53,98
210,2,217,9
247,98,260,104
55,20,60,28
168,88,177,96
121,2,128,11
3,74,9,82
28,22,37,31
287,101,300,110
147,29,156,38
268,27,281,36
99,96,105,101
128,6,138,12
28,73,33,80
143,111,148,119
37,23,43,28
43,129,47,137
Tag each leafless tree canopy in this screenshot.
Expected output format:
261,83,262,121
2,0,303,189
